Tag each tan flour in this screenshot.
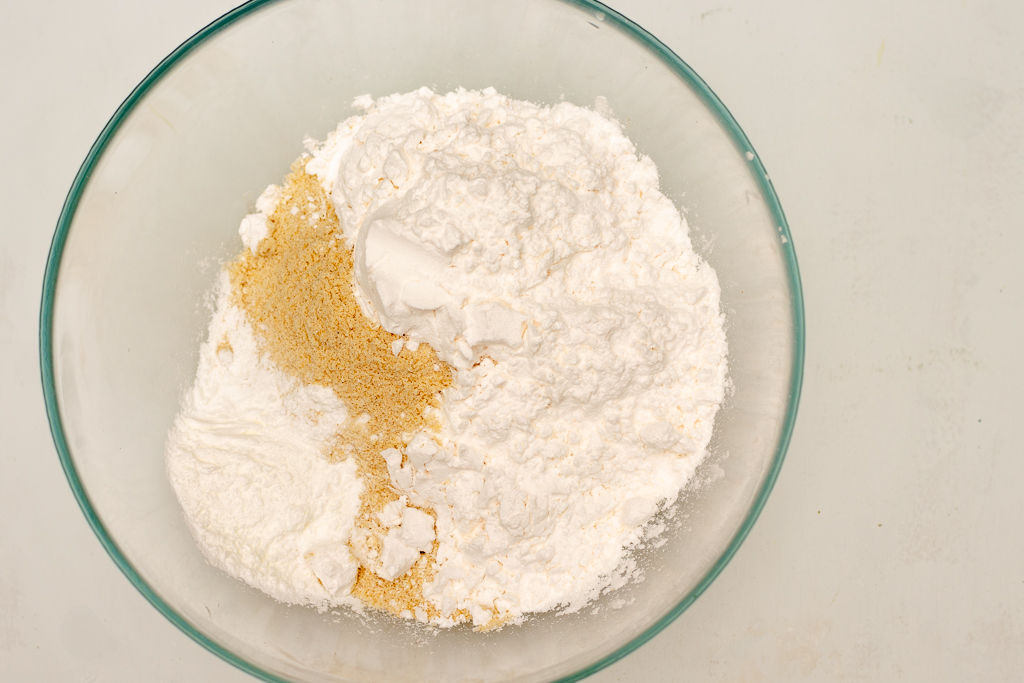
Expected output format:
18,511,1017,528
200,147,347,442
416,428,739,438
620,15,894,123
228,161,459,620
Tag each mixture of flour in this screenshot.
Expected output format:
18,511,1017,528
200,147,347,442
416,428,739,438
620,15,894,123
166,87,728,629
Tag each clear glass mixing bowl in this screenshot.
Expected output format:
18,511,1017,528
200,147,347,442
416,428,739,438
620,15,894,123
40,1,804,681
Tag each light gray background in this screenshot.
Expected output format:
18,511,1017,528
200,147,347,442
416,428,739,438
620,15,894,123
3,0,1022,681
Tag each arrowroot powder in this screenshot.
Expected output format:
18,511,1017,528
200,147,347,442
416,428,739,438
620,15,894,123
166,87,728,629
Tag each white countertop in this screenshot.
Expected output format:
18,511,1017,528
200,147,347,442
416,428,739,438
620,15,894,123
3,1,1022,680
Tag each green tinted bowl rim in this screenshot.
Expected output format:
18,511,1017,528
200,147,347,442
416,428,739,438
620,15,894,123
39,0,805,681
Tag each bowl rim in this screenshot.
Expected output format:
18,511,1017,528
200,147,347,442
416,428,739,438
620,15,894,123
39,1,805,681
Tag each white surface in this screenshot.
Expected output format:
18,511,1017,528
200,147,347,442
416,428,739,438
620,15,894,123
2,0,1022,681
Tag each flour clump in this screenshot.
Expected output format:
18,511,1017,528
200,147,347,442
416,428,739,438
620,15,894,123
166,87,728,629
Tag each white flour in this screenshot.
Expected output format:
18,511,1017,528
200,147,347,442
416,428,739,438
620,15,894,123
167,87,727,627
166,273,363,609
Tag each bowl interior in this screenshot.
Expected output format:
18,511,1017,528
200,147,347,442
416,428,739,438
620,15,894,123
43,0,802,681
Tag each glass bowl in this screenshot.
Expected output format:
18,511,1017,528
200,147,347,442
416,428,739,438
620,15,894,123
40,0,803,681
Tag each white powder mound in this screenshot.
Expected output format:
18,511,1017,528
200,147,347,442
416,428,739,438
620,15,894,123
166,272,363,609
306,87,728,626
